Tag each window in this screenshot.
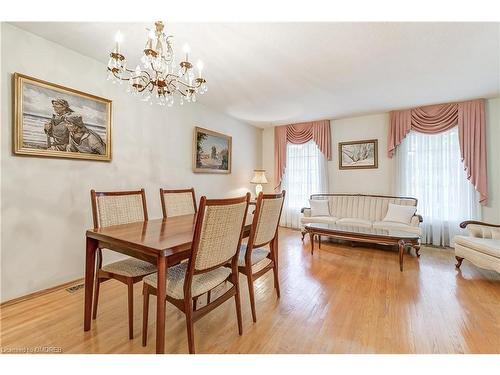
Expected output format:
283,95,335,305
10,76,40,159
280,140,329,229
395,127,480,246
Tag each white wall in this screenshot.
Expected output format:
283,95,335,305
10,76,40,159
262,114,394,195
0,24,262,302
329,113,394,195
262,127,275,193
262,99,500,220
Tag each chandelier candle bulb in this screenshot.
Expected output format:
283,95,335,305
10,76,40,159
197,60,204,78
148,29,155,40
183,43,191,61
114,31,123,53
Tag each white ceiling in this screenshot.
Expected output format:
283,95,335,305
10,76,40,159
12,22,500,128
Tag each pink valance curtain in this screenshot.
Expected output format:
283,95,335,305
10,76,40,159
388,99,487,205
274,120,331,190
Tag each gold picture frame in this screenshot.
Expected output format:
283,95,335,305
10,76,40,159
13,73,112,161
193,126,232,174
338,139,378,170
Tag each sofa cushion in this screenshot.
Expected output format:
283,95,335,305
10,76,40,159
454,235,500,258
309,199,330,217
373,221,422,235
326,195,417,222
336,218,372,228
466,224,500,239
383,203,417,225
300,216,338,225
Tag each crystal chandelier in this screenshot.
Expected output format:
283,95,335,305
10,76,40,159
106,21,207,107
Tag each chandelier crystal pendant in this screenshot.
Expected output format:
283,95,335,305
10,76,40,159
106,21,208,107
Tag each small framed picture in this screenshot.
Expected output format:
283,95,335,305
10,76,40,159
338,139,378,169
193,126,232,174
13,73,112,161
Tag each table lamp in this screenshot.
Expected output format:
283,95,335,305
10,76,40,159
250,169,268,197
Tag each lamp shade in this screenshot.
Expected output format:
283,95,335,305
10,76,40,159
250,169,268,184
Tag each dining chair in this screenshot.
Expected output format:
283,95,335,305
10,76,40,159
142,193,250,353
90,189,156,339
238,190,285,322
160,187,205,307
159,187,197,218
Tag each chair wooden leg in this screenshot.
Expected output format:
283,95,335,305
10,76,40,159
127,278,134,340
246,269,257,323
92,249,103,320
184,299,195,354
270,240,280,298
142,284,150,347
193,296,198,311
301,231,306,241
92,276,100,320
234,280,243,336
207,290,211,305
455,256,464,269
273,264,281,298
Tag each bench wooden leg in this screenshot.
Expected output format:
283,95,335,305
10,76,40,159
398,240,405,272
309,232,315,255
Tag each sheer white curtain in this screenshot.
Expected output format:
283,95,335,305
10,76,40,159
280,140,329,229
395,127,480,247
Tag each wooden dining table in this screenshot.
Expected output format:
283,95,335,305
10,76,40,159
84,213,254,354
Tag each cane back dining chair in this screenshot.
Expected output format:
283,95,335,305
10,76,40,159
159,187,197,218
142,193,251,353
160,187,207,307
90,189,156,339
239,190,285,322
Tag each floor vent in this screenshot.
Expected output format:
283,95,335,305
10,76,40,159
66,283,85,293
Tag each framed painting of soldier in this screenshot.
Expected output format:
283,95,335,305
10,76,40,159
13,73,112,161
193,126,232,174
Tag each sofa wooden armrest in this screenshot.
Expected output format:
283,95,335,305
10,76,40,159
414,214,423,223
301,207,310,214
459,220,500,229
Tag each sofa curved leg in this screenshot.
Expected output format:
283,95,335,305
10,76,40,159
455,256,464,269
398,240,405,272
301,231,306,241
309,232,315,255
414,245,421,257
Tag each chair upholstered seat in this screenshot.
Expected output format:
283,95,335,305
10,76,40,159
102,257,156,277
143,262,231,299
237,245,270,266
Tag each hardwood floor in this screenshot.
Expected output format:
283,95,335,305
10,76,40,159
1,227,499,354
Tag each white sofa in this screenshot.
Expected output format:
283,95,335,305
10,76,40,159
300,193,423,236
454,221,500,273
